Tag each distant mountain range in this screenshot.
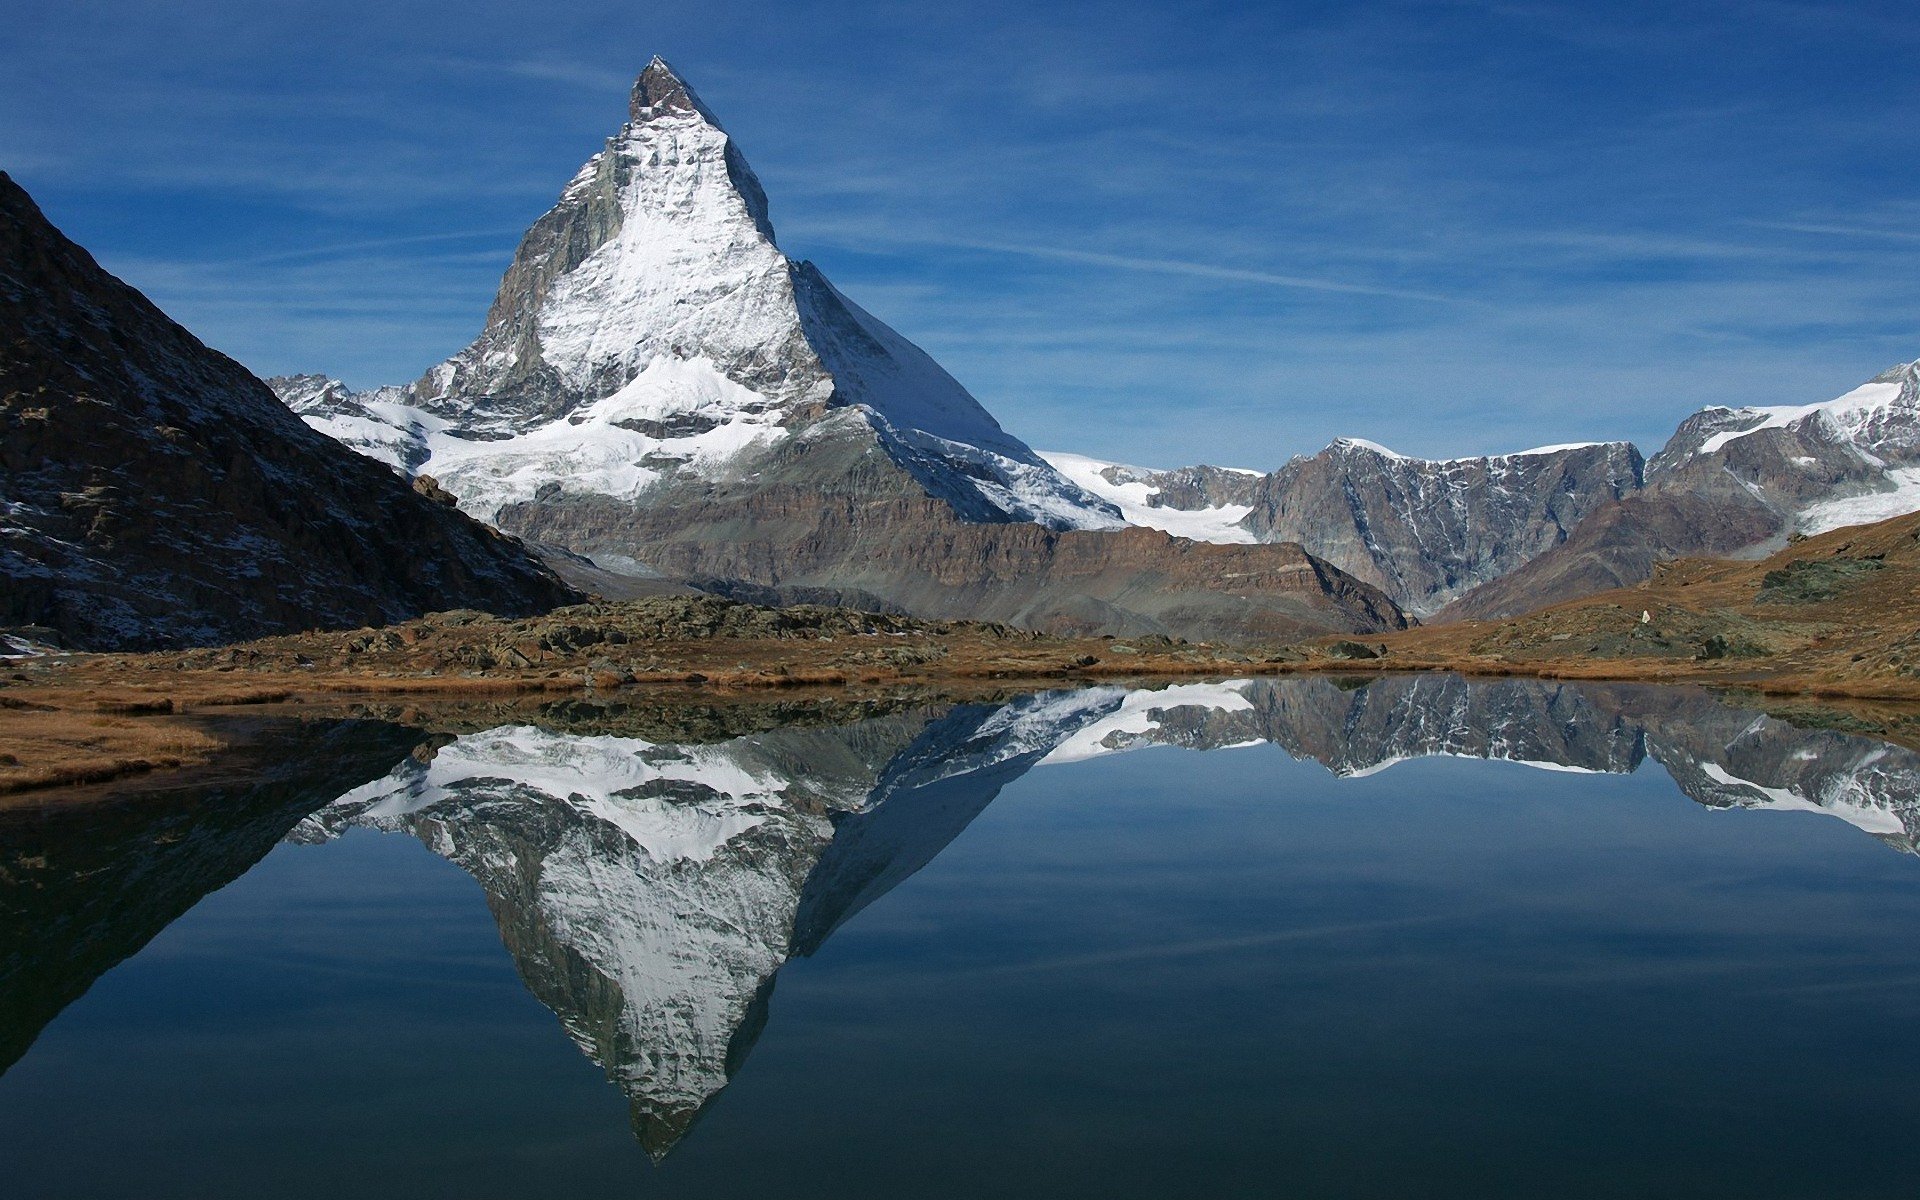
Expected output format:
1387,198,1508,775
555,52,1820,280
6,56,1915,651
1047,358,1920,619
268,61,1918,635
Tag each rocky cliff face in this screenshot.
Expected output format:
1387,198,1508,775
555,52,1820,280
275,61,1405,643
1440,360,1920,620
1431,489,1779,621
1047,437,1651,619
496,432,1407,641
1237,439,1644,616
0,173,575,650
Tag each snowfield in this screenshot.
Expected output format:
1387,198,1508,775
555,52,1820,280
1039,451,1258,543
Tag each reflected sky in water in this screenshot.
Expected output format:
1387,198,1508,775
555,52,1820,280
3,677,1919,1198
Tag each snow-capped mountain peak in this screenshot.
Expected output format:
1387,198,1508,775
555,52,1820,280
280,58,1118,535
1643,358,1920,536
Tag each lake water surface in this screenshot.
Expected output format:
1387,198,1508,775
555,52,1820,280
4,676,1920,1198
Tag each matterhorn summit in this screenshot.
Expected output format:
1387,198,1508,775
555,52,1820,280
297,58,1119,532
278,60,1407,642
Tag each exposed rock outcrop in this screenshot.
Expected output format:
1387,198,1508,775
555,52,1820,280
1239,438,1644,616
0,173,575,650
1440,360,1920,620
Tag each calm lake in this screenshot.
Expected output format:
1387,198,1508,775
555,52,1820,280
4,675,1919,1198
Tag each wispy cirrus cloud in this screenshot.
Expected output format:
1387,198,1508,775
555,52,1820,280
930,240,1460,304
1747,221,1920,244
7,0,1919,468
209,228,527,268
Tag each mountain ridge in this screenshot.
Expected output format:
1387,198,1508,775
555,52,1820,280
1046,358,1920,621
0,171,576,651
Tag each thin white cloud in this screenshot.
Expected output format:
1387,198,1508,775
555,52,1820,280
1748,220,1920,244
952,240,1460,303
221,228,526,268
498,58,636,94
794,219,1459,304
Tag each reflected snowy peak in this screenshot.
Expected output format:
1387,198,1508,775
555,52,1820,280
298,698,1119,1156
295,677,1920,1156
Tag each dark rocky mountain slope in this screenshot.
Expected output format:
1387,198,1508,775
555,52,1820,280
1238,438,1644,616
0,172,575,650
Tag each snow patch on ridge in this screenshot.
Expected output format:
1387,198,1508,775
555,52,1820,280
1333,436,1610,464
1694,378,1908,456
1800,466,1920,535
331,724,804,863
1040,451,1257,543
285,359,792,523
428,358,790,522
1698,761,1906,837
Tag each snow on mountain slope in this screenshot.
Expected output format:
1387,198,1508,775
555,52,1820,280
1038,681,1258,763
331,724,827,861
1799,467,1920,534
1322,436,1613,462
269,374,440,473
1039,451,1259,543
1687,364,1919,459
1649,359,1920,533
280,58,1118,534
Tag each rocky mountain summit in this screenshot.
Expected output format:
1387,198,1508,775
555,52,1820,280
1441,358,1920,619
1240,438,1644,616
276,60,1405,643
0,172,574,651
1057,359,1920,622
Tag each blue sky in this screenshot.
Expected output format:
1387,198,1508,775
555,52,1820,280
5,0,1917,467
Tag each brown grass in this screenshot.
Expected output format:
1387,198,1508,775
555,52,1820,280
0,708,227,795
92,697,175,715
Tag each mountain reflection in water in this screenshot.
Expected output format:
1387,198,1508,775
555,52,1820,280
295,677,1920,1156
2,674,1918,1176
